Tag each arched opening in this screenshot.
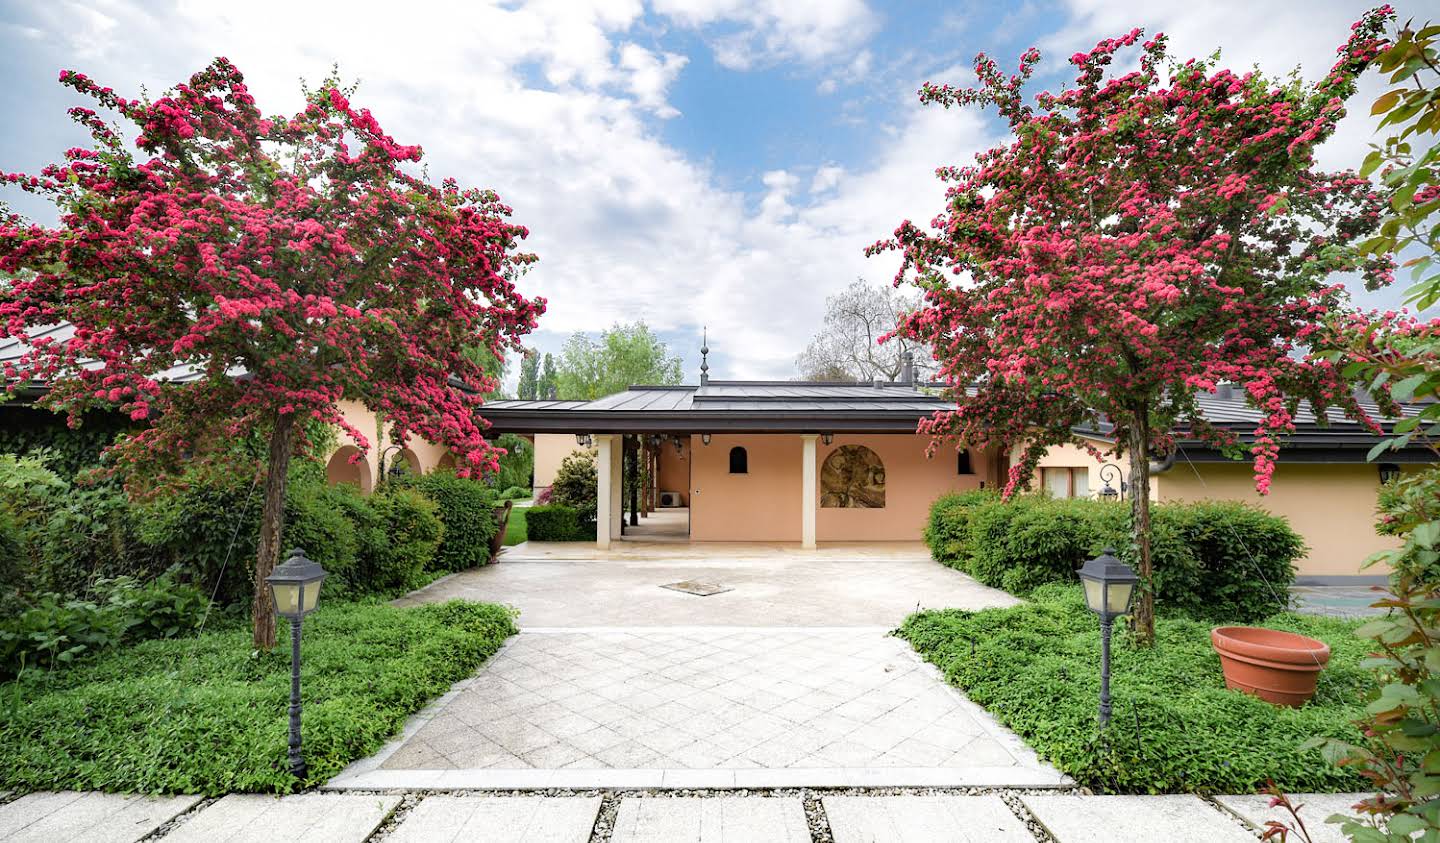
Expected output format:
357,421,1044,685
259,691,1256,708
385,447,421,479
436,452,457,473
728,446,748,474
821,445,886,508
326,445,373,493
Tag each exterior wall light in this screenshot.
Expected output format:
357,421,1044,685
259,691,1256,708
1077,547,1138,727
701,433,712,446
265,548,328,778
575,433,592,447
821,433,834,445
1097,463,1126,501
1379,463,1402,485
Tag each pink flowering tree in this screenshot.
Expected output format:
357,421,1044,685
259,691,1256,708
870,9,1394,642
0,60,543,648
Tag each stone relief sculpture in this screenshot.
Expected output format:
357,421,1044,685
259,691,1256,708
820,445,886,508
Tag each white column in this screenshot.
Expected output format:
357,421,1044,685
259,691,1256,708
596,435,615,549
609,436,624,540
801,433,817,549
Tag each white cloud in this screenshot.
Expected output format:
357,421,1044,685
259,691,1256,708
618,43,688,118
6,0,1421,384
652,0,877,70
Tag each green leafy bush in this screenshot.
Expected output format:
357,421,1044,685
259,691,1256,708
0,569,206,679
923,489,999,569
926,494,1302,622
550,449,597,519
0,599,517,793
899,585,1370,794
526,504,595,541
366,487,444,590
409,472,497,572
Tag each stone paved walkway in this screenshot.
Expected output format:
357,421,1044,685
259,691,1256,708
330,626,1059,789
0,790,1372,841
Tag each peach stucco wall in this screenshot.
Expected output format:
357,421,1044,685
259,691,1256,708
690,434,803,542
321,400,456,492
1156,462,1399,578
534,433,589,490
688,433,983,542
657,438,690,506
816,435,982,541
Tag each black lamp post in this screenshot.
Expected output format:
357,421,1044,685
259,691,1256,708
266,548,328,778
1077,547,1138,727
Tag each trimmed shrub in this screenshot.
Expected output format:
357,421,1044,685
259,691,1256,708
924,489,1000,569
410,472,498,572
526,504,596,541
926,493,1302,622
369,487,444,589
551,449,597,518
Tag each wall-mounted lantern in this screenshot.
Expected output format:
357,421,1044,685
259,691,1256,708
575,433,592,447
1379,463,1402,485
821,433,834,446
701,433,712,446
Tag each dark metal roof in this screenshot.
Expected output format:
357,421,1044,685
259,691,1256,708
483,380,955,434
0,324,215,384
487,380,1434,463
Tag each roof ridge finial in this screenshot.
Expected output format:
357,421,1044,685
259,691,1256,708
700,327,710,386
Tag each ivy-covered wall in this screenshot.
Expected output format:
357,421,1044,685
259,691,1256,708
0,405,134,477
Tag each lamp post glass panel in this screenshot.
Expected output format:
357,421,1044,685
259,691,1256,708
1077,548,1138,727
266,548,328,778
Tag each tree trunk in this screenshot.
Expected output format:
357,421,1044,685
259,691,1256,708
252,412,296,650
1127,413,1155,647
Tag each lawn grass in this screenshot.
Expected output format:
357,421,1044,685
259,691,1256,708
502,505,527,545
899,584,1372,794
0,599,516,795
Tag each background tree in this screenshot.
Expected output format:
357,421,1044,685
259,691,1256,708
516,349,540,401
555,322,683,400
537,352,558,399
796,277,933,382
870,12,1393,644
1308,18,1440,839
0,60,543,648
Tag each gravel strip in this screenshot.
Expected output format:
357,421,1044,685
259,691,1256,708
802,793,835,843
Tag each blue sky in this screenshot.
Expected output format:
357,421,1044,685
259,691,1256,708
0,0,1419,386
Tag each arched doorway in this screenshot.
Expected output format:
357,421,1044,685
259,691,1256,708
326,445,373,493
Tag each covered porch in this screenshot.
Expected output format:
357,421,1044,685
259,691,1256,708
485,379,1007,550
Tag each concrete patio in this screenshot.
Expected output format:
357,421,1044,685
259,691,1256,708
395,541,1019,626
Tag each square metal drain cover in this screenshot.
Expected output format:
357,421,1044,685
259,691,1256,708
660,580,733,597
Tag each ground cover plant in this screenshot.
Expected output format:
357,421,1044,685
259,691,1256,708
502,506,528,546
0,599,516,794
899,585,1371,794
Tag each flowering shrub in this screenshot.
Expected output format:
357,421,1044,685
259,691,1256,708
870,9,1394,641
0,60,542,646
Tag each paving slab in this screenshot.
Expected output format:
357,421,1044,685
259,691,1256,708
386,795,600,842
163,793,400,843
610,797,810,842
338,626,1059,790
823,795,1031,842
1021,794,1253,842
1214,793,1369,843
0,791,202,843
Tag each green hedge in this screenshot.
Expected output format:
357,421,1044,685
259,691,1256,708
0,600,516,794
526,504,596,541
406,472,498,572
924,493,1304,622
899,585,1369,794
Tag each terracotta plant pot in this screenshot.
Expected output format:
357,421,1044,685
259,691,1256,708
1211,626,1331,707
